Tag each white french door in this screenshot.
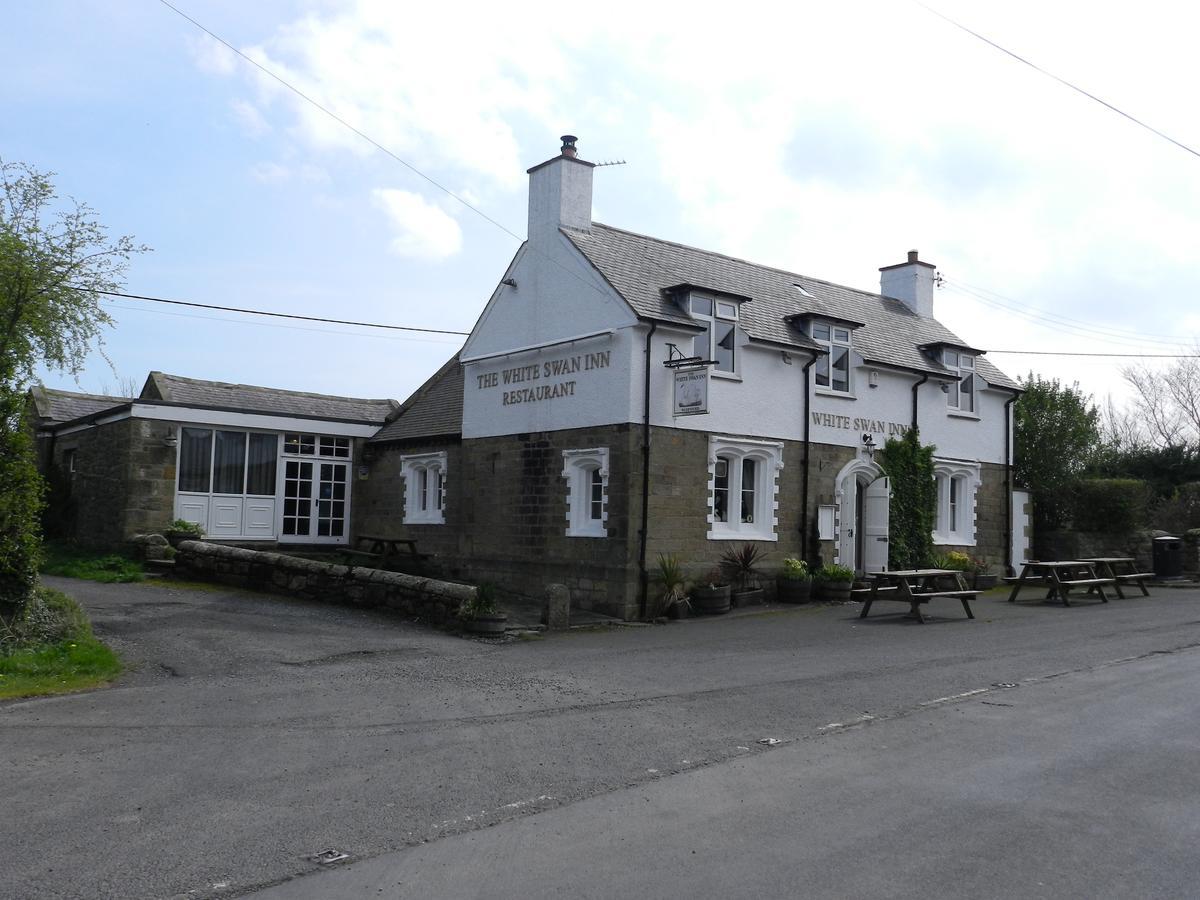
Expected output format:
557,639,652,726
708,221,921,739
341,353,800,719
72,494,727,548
278,433,350,543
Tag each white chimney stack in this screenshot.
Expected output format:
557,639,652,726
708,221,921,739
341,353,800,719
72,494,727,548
526,135,594,245
880,250,937,318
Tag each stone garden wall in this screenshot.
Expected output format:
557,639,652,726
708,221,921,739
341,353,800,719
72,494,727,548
175,540,476,626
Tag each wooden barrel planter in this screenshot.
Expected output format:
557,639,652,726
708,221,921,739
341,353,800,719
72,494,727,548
463,613,508,635
816,580,853,602
692,585,731,615
776,577,812,604
732,587,765,607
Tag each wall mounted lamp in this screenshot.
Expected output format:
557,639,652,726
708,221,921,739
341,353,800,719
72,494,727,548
868,369,879,388
861,432,877,459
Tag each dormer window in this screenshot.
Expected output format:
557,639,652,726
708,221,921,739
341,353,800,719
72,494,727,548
812,322,852,393
689,294,739,373
944,350,975,413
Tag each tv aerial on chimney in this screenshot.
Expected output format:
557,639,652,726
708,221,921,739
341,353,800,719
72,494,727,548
594,159,627,167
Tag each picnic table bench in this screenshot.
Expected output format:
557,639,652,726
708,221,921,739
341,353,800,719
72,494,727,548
1007,561,1115,606
1081,557,1154,598
858,569,981,624
346,534,430,569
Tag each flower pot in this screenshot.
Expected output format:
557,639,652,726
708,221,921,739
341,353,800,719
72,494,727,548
666,599,691,620
732,587,765,607
692,585,731,615
973,573,999,590
165,530,199,549
776,577,812,604
816,580,853,602
464,613,508,635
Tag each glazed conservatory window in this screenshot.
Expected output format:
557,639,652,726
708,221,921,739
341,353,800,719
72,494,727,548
944,350,976,413
400,452,447,524
690,294,739,373
812,322,852,393
707,436,783,541
562,448,608,537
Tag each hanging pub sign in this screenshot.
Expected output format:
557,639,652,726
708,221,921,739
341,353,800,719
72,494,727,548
673,367,709,416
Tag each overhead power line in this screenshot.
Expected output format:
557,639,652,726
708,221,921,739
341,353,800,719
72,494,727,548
154,0,522,240
988,350,1200,358
915,1,1200,161
88,288,470,335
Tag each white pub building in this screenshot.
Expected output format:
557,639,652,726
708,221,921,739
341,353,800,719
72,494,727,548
357,137,1024,620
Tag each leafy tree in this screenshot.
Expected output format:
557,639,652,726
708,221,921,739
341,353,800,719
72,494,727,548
1014,374,1100,534
877,429,936,569
0,159,145,617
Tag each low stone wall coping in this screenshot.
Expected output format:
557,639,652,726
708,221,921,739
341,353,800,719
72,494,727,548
175,541,477,625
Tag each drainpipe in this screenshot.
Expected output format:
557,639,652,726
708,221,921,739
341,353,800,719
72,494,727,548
637,322,658,620
911,372,929,431
1004,393,1017,575
799,355,818,563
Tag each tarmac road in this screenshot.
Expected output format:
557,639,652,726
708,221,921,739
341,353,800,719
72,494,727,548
4,576,1200,899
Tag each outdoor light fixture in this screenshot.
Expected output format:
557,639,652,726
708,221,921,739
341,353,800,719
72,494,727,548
940,381,951,393
861,432,877,458
161,427,178,448
868,369,879,388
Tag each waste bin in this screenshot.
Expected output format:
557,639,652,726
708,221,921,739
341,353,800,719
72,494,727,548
1152,535,1184,579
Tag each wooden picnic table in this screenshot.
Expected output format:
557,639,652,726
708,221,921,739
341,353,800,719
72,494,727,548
1006,560,1114,606
1080,557,1153,598
345,534,428,569
857,568,981,624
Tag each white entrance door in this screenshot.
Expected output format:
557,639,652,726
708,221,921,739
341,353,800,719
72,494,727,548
862,477,891,574
838,478,859,571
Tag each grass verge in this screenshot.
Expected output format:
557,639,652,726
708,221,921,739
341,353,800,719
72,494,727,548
40,543,144,583
0,586,123,700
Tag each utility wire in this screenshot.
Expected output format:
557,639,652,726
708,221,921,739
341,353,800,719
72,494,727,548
88,288,470,335
154,0,523,240
95,286,1200,359
915,1,1200,160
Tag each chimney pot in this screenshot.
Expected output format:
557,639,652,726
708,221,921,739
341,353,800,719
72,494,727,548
560,135,579,158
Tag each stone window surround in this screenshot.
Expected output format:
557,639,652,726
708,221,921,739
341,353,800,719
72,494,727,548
562,447,609,538
706,435,783,542
933,458,980,546
400,451,447,525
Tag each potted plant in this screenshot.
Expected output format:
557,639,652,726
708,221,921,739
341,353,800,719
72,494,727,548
776,557,813,604
459,582,508,635
165,518,204,548
813,563,855,601
720,543,765,606
654,553,691,620
692,567,731,615
969,557,999,590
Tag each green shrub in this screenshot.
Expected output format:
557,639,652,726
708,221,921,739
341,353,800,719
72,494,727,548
0,585,90,651
877,429,936,570
1071,478,1152,533
0,401,44,619
41,545,143,583
813,563,855,583
1150,482,1200,534
459,582,501,619
929,550,971,571
168,519,205,538
779,558,810,580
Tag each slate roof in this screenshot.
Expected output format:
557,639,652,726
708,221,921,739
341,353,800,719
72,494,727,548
369,354,463,444
565,223,1019,390
142,372,398,424
28,386,130,427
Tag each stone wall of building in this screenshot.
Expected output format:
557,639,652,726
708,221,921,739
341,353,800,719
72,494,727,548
174,540,475,626
122,419,178,537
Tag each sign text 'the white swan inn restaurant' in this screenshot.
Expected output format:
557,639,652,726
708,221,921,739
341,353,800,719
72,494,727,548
358,136,1024,620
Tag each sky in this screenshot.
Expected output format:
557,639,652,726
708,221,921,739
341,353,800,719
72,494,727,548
6,0,1200,411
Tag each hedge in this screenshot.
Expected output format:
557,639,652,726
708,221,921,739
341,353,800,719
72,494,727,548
1071,478,1152,534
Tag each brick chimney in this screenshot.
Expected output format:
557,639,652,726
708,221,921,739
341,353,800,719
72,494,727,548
880,250,936,318
526,135,594,245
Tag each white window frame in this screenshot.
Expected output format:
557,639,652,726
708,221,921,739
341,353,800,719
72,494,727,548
811,321,853,395
400,451,447,524
707,436,784,541
562,448,609,537
932,459,980,546
943,349,976,413
688,292,740,375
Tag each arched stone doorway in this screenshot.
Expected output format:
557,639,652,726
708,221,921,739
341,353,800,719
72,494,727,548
833,456,890,574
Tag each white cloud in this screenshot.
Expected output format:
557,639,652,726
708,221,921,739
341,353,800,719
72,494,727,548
230,99,269,137
372,188,462,260
188,34,236,75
